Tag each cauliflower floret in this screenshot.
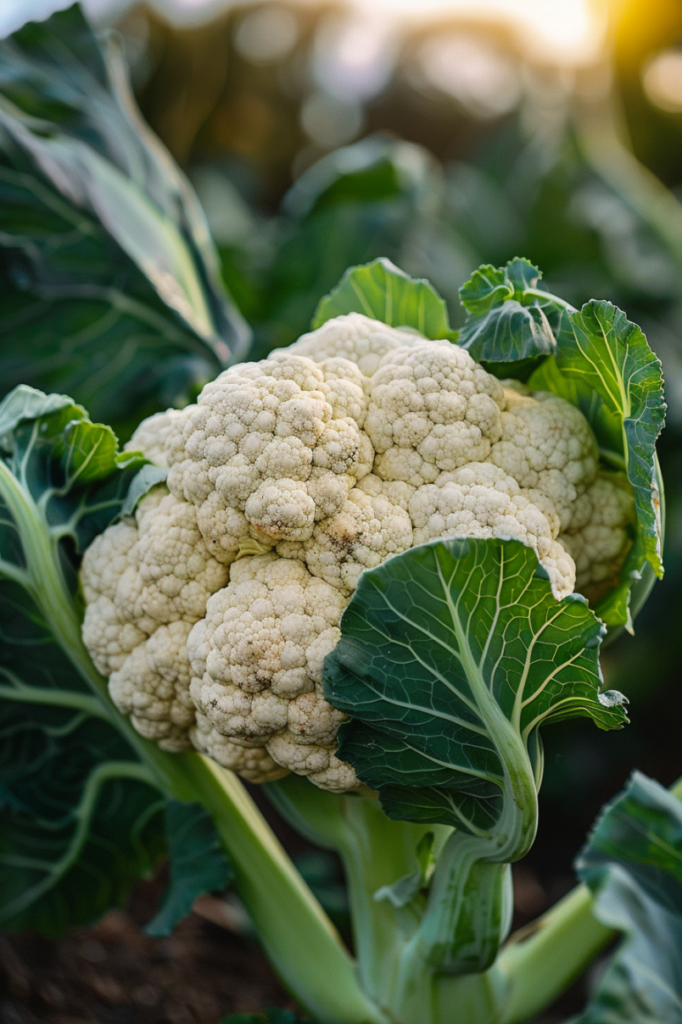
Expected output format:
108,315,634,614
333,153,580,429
408,463,575,599
187,555,352,782
301,486,414,594
108,622,195,751
125,408,192,468
559,476,634,595
81,595,147,676
290,312,423,376
80,484,229,733
366,342,506,487
165,352,374,565
266,733,360,792
81,520,146,674
489,390,598,530
319,358,369,424
80,519,140,607
191,712,288,783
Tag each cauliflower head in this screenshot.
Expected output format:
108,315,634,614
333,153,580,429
81,312,634,791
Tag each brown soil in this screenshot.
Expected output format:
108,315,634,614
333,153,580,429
0,876,294,1024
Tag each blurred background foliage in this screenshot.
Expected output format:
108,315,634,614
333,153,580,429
3,0,682,901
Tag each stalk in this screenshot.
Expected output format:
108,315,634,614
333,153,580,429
269,778,513,1024
408,834,513,975
268,776,435,1019
168,756,386,1024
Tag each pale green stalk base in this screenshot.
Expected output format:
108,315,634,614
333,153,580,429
158,754,385,1024
269,776,514,1024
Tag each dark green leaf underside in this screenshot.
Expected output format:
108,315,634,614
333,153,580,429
0,581,166,934
145,800,233,937
0,386,166,933
0,6,248,436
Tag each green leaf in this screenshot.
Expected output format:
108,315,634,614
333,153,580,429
326,538,627,973
0,6,249,437
283,135,431,218
0,384,147,563
0,639,165,935
145,800,233,937
120,463,169,517
0,385,171,932
325,538,626,837
554,301,666,579
219,135,464,356
573,772,682,1024
312,257,458,341
457,258,570,364
0,387,241,938
526,301,666,628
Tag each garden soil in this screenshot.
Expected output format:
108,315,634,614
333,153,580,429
0,865,590,1024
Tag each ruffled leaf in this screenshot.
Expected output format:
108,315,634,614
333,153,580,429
555,301,665,579
573,772,682,1023
458,258,569,364
0,385,231,934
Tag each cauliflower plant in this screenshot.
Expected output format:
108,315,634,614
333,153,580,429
81,313,635,791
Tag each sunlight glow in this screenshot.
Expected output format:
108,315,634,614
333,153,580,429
359,0,603,64
643,50,682,114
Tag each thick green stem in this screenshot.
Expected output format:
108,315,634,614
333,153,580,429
268,776,434,1020
167,757,385,1024
268,778,512,1024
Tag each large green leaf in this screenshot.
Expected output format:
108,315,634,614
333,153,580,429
0,385,230,933
222,135,459,358
325,537,626,974
0,5,249,437
312,257,457,341
457,258,569,365
572,772,682,1024
0,587,166,934
326,538,626,837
